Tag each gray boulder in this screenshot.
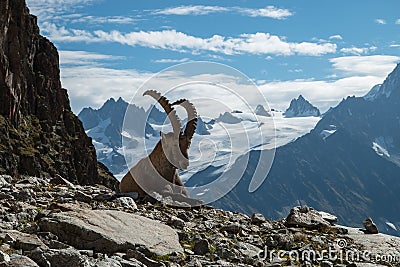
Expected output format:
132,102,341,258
0,230,47,251
285,206,331,230
0,255,39,267
39,209,183,256
28,247,90,267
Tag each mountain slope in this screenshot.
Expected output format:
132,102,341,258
0,0,118,189
197,64,400,235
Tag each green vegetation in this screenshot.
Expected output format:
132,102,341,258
152,254,171,262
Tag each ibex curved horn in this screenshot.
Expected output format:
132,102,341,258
143,90,182,135
172,99,198,142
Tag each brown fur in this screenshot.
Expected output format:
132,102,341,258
120,91,196,198
119,137,189,197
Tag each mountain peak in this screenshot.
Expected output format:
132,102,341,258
255,104,271,117
284,95,321,118
216,111,243,124
364,63,400,101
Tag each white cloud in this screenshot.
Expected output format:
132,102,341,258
396,19,400,25
70,15,135,24
27,0,136,26
329,35,343,40
59,50,124,66
329,55,400,76
258,76,383,112
340,46,377,55
259,55,399,111
60,51,399,116
26,0,94,20
152,5,228,16
42,25,336,57
390,44,400,48
61,66,151,113
153,58,190,63
375,19,387,25
237,6,292,19
152,5,292,19
288,69,303,73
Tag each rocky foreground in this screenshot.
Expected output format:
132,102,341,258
0,175,399,267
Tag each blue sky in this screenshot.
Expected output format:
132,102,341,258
26,0,400,114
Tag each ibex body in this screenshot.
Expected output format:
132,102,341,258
120,90,197,198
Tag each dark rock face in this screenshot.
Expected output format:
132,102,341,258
0,0,118,190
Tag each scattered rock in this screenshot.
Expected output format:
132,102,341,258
220,223,242,234
29,247,89,267
0,176,10,187
321,260,334,267
49,175,76,189
96,257,123,267
363,217,379,234
234,242,261,258
0,230,47,251
116,197,138,211
0,255,39,267
74,191,92,203
251,213,266,225
125,249,166,267
0,251,10,262
116,192,139,200
193,239,210,255
167,216,185,229
317,211,338,225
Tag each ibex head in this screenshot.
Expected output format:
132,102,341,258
172,98,198,150
143,90,197,171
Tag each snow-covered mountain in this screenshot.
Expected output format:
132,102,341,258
78,97,157,174
196,64,400,236
79,97,321,181
216,112,243,124
284,95,321,117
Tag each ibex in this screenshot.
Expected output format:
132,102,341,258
119,90,198,199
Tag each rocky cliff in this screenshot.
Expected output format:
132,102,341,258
0,0,118,190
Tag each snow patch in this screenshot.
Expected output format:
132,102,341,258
320,125,337,140
386,221,397,231
372,136,393,158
